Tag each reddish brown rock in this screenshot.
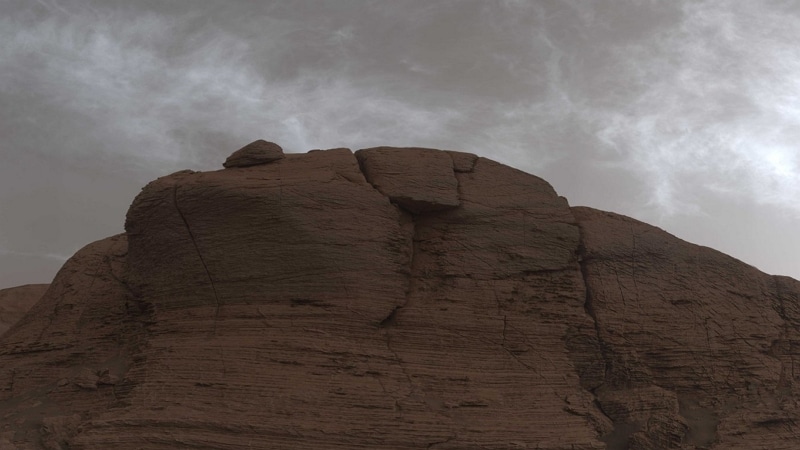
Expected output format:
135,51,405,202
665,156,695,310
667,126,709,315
0,284,49,337
0,234,142,448
572,206,800,449
356,147,461,213
222,139,284,168
0,145,798,449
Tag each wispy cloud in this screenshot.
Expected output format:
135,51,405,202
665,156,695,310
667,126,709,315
0,4,468,173
3,0,797,214
0,248,70,262
576,0,800,216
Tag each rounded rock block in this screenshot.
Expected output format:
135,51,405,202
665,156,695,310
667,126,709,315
223,140,285,168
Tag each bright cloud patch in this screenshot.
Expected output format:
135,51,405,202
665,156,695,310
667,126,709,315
583,0,800,215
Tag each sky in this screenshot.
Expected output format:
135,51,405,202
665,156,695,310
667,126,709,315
0,0,798,289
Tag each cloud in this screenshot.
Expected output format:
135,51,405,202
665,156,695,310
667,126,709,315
0,2,477,173
573,0,800,216
2,0,798,215
0,0,572,175
0,248,70,262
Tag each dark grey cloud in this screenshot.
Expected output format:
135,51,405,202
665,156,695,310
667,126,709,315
1,0,797,288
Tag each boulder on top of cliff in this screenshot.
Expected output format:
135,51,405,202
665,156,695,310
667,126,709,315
222,139,284,168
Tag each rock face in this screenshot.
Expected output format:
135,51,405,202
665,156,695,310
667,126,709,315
572,207,800,450
0,144,799,449
0,284,49,337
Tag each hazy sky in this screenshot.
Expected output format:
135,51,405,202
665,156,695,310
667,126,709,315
1,0,798,288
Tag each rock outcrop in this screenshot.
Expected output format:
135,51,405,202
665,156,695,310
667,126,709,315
0,144,798,449
0,284,49,337
572,207,800,450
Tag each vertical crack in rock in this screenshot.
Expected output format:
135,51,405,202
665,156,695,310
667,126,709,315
446,152,472,200
7,369,15,394
354,150,466,425
354,152,417,324
401,213,418,313
770,276,793,399
375,209,418,327
383,329,416,416
379,211,419,413
104,256,137,299
630,225,640,303
498,314,545,379
611,265,628,308
576,238,618,438
775,280,787,321
172,184,221,335
447,150,478,174
353,152,422,412
492,266,543,377
354,151,379,196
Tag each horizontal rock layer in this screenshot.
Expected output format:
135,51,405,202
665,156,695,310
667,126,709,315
0,146,798,449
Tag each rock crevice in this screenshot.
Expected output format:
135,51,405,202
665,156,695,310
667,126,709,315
576,236,629,447
172,184,221,333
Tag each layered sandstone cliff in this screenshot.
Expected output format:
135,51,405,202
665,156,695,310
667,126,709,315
0,143,798,449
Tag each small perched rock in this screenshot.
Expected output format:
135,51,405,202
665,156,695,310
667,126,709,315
223,140,284,168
